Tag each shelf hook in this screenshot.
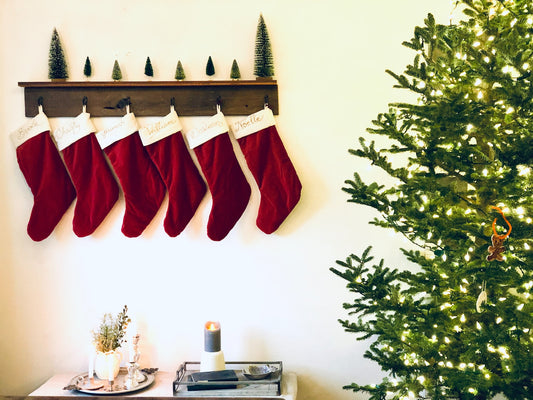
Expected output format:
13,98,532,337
264,95,269,109
170,97,175,112
216,96,222,113
37,96,44,113
82,96,88,113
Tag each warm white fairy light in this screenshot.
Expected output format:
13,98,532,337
496,317,503,324
517,303,524,310
477,322,482,329
524,243,530,250
444,336,451,344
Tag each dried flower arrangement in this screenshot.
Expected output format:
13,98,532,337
92,305,131,353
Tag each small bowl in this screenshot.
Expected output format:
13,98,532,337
242,364,279,380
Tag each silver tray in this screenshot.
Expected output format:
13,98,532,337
67,367,155,395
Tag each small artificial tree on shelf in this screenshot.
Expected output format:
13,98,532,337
175,60,185,80
331,1,532,399
206,56,215,77
144,56,154,78
83,57,92,79
48,28,68,80
230,59,241,80
111,59,122,81
254,14,274,79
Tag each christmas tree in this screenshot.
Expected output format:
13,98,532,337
175,60,185,80
206,56,215,77
144,56,154,77
83,57,92,78
254,14,274,78
230,59,241,80
48,28,68,80
331,1,532,399
111,60,122,81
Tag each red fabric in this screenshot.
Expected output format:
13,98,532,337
237,125,301,234
145,132,206,237
193,133,251,241
104,132,166,237
15,131,76,241
61,133,119,237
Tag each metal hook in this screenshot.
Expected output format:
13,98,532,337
37,96,43,106
264,95,269,108
82,96,88,113
170,97,175,112
216,96,222,113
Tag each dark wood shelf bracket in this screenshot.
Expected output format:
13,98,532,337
18,80,279,117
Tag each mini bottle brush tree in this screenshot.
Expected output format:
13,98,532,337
112,59,122,81
206,56,215,77
83,56,92,78
254,14,274,78
331,1,532,399
144,56,154,78
230,59,241,80
175,60,185,80
48,28,68,80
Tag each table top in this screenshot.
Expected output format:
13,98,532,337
24,371,297,400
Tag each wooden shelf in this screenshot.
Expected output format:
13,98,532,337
18,80,279,117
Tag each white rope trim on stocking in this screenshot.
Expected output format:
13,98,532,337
185,111,229,149
138,109,183,146
231,106,276,140
95,112,139,149
53,112,96,151
10,111,51,149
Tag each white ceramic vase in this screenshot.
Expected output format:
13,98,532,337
94,350,122,380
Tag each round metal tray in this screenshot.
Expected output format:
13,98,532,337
68,368,155,395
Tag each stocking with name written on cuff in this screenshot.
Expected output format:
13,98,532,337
53,111,119,237
10,109,76,241
185,110,251,241
96,112,166,237
232,106,302,234
139,108,207,237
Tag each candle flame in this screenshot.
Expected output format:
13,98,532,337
206,321,219,331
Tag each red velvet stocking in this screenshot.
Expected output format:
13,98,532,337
11,110,76,241
96,112,166,237
54,112,119,237
186,111,251,241
232,107,301,234
140,109,206,237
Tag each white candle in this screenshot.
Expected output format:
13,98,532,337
108,356,114,382
88,346,94,379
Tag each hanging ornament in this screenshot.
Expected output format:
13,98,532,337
476,281,488,313
486,206,512,262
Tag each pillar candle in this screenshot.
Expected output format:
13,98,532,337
204,321,221,352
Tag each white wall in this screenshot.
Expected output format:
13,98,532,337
0,1,451,399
